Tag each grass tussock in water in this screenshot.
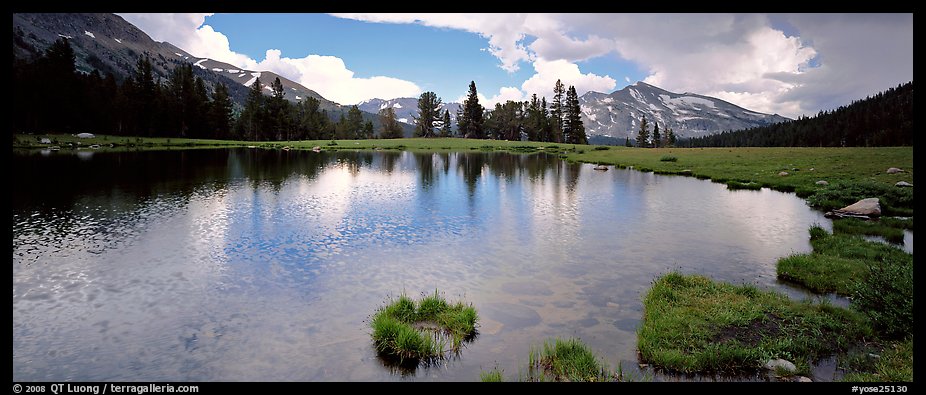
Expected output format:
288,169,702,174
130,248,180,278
479,367,504,382
524,338,615,382
832,218,906,244
725,180,762,191
480,338,644,382
370,290,478,364
638,272,871,375
777,225,912,296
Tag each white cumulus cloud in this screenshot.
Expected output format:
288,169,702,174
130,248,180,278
333,13,912,119
521,59,616,99
118,13,421,105
253,49,421,105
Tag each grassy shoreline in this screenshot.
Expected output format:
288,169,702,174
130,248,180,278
638,272,872,376
14,134,913,200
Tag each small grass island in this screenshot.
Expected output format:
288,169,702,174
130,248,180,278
370,290,478,365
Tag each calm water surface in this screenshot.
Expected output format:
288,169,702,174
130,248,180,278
13,149,907,381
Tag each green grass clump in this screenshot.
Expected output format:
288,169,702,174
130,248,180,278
480,367,504,382
659,155,678,162
777,226,911,295
841,338,914,382
370,290,478,364
832,218,905,244
526,338,613,382
725,180,762,191
638,272,871,374
851,254,913,339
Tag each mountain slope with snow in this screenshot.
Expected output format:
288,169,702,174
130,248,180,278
580,82,790,139
13,12,414,133
357,98,461,129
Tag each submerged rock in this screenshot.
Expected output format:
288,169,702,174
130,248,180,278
815,180,829,186
895,181,913,187
826,198,881,218
764,358,797,374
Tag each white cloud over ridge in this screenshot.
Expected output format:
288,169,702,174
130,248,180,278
119,13,421,105
333,13,912,118
120,13,912,118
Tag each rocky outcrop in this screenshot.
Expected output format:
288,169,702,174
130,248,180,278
764,358,797,374
826,198,881,218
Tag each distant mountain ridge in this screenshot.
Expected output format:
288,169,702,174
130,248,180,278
357,98,462,130
12,12,413,134
579,82,790,139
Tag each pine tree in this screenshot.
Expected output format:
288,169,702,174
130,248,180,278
266,77,290,140
415,91,443,138
457,81,485,139
239,77,264,141
564,86,587,145
362,120,374,139
210,83,233,139
667,128,677,147
652,120,661,148
524,94,542,141
299,97,328,140
133,56,157,136
625,137,632,147
378,107,404,139
439,109,452,137
551,79,565,143
486,100,524,141
540,97,551,142
636,115,650,148
347,105,364,139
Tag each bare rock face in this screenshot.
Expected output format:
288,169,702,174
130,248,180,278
887,167,905,174
826,198,881,218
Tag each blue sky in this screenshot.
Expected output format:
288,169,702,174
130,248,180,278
121,13,912,118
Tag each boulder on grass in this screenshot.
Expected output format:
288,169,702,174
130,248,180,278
764,358,797,374
886,167,904,174
895,181,913,187
815,180,829,186
826,198,881,218
778,171,789,176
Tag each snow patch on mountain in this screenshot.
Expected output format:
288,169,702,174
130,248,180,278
580,81,789,139
84,31,95,39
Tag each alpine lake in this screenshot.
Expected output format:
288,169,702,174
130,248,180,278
12,148,912,381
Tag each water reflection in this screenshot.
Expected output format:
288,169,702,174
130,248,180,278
13,148,907,381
